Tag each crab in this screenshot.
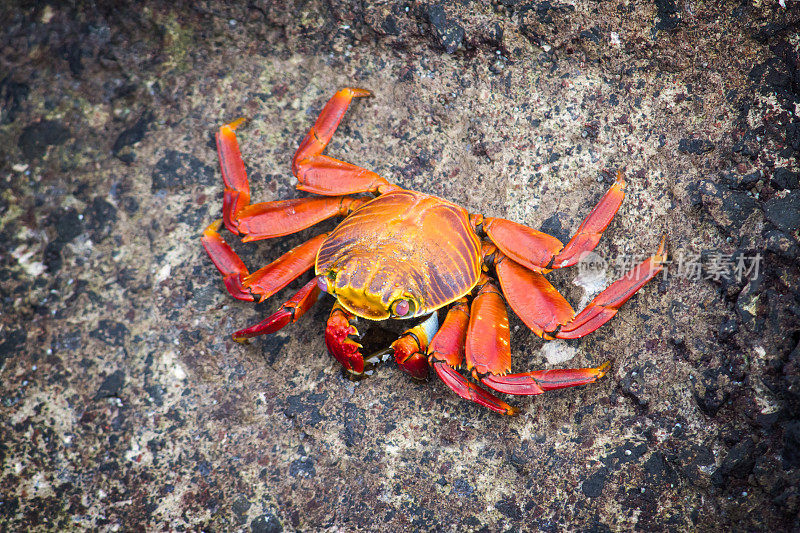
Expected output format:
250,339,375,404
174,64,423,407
201,88,666,415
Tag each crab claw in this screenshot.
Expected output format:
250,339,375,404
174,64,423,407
392,335,429,380
325,303,365,375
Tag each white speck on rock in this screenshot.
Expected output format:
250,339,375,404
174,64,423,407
541,340,578,365
173,363,186,380
155,263,171,283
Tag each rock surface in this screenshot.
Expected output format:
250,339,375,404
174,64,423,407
1,1,798,530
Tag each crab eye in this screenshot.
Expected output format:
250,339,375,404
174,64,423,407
392,299,413,317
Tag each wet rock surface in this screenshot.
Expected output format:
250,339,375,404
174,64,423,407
1,1,799,530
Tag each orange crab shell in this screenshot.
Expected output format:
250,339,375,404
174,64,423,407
315,190,482,321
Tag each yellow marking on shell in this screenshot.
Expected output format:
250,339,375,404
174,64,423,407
332,283,394,320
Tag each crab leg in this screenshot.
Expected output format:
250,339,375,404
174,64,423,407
482,362,611,395
216,118,251,234
232,277,321,342
242,233,329,303
494,237,666,339
236,196,367,242
483,171,626,271
292,88,398,196
391,312,439,379
201,219,254,301
555,236,667,339
433,363,518,415
465,279,512,377
429,299,518,415
494,255,574,339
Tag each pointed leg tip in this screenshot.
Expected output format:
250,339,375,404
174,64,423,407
350,88,372,97
232,335,249,344
657,234,668,256
596,361,612,378
615,170,626,187
203,219,224,235
227,117,246,130
506,405,521,416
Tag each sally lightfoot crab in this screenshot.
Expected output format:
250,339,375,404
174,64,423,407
201,88,666,415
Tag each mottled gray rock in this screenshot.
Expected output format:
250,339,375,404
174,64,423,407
1,1,799,531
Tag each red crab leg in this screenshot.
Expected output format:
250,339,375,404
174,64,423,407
483,171,626,271
242,233,329,303
391,312,439,380
201,219,254,301
465,279,512,377
494,254,574,339
428,299,518,415
494,237,666,340
325,302,365,375
482,362,611,395
433,363,518,415
216,118,251,234
292,88,398,196
232,277,321,342
236,196,368,242
556,236,667,339
553,171,626,268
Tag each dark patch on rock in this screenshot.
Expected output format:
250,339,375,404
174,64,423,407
678,138,715,155
539,211,569,243
427,5,465,54
718,318,739,341
232,496,251,519
90,319,129,346
381,15,400,36
0,329,27,367
86,197,118,242
152,150,215,191
452,477,475,498
93,370,125,399
342,401,366,447
618,364,652,408
510,0,575,48
734,170,762,190
654,0,681,31
765,230,800,260
251,511,283,533
1,76,30,125
495,498,522,521
772,168,800,190
284,392,326,426
57,208,84,243
289,446,316,477
694,368,730,417
260,335,291,365
581,467,608,498
580,27,602,44
601,441,649,470
783,420,800,468
18,120,71,160
764,191,800,234
59,43,84,76
643,452,678,487
113,111,154,163
719,437,756,479
407,502,436,529
675,443,716,486
690,180,759,236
